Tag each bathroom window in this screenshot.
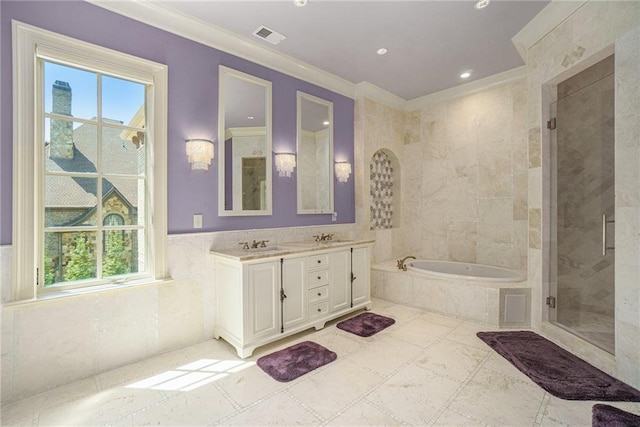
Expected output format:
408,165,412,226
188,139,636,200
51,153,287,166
12,22,169,299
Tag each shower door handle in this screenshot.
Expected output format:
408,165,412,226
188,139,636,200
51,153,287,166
602,214,615,256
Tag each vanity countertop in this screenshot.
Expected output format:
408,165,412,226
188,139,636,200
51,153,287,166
210,239,375,261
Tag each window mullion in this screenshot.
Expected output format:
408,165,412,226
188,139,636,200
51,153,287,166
96,73,104,280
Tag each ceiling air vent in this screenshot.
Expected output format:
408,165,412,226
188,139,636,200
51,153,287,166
252,25,286,45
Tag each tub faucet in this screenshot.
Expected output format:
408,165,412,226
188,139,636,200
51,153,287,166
397,256,416,271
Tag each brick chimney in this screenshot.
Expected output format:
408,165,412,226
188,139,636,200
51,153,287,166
50,80,74,159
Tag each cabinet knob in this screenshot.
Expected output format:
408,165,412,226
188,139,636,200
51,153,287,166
317,292,322,296
317,276,321,280
317,308,322,312
317,260,321,264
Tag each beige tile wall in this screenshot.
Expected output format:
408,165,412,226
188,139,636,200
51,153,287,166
403,81,528,272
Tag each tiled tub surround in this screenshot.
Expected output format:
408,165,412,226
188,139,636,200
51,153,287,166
371,261,530,327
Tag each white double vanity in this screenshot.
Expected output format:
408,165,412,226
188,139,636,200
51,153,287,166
211,240,373,358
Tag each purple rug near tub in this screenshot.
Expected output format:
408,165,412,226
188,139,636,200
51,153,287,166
592,404,640,427
257,341,336,382
337,312,395,337
477,331,640,401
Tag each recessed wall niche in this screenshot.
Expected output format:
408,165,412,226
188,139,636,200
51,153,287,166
369,149,401,230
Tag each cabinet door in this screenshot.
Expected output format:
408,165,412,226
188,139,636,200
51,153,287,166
282,257,306,330
329,250,350,312
247,261,279,341
351,247,370,306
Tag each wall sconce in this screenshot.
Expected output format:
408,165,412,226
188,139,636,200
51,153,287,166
185,139,214,171
274,153,296,177
335,161,352,183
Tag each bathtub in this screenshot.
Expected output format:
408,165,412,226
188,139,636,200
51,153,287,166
406,260,525,283
371,260,530,327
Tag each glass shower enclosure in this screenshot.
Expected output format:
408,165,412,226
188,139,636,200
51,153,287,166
548,55,615,354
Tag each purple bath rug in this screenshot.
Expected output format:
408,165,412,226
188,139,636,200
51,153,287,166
337,312,395,337
477,331,640,401
592,404,640,427
257,341,336,382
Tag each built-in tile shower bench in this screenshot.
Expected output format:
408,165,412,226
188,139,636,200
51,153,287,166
211,239,374,357
371,261,531,328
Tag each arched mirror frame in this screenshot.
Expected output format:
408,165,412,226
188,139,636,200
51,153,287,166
218,65,273,216
296,91,334,214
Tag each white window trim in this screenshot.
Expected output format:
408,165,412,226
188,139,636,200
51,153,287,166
11,20,169,301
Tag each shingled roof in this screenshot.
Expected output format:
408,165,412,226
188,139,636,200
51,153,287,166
45,118,143,210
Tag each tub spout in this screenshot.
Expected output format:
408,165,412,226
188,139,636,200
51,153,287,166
397,256,416,271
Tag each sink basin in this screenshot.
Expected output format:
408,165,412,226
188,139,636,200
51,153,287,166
250,246,285,252
316,239,355,245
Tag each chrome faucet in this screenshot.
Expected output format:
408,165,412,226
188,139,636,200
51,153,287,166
397,255,416,271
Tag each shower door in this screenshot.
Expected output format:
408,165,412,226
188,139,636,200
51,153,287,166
548,56,615,354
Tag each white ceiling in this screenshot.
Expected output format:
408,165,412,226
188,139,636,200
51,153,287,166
159,0,549,101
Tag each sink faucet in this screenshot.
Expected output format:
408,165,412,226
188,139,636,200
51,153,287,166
397,255,416,271
313,233,334,242
250,239,269,249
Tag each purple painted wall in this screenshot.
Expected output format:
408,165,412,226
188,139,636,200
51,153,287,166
0,1,355,244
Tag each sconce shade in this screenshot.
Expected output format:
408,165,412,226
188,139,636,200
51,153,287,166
186,139,214,170
275,153,296,178
335,161,352,183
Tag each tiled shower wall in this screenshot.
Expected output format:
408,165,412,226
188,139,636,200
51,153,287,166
526,1,639,388
402,80,529,272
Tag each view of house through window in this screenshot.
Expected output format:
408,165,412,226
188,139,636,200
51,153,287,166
42,60,147,287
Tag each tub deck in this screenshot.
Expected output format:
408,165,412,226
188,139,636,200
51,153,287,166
371,261,530,327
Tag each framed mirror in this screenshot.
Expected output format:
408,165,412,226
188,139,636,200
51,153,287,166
296,92,334,214
218,66,272,216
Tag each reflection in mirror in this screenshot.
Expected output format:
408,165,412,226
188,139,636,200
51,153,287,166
296,92,334,214
218,66,272,216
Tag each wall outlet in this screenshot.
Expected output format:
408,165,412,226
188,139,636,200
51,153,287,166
193,214,203,229
332,212,337,222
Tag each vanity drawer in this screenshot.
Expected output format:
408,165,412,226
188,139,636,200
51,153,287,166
309,301,329,319
307,270,329,288
307,254,329,270
308,286,329,305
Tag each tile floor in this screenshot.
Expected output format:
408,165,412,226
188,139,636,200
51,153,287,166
2,298,639,426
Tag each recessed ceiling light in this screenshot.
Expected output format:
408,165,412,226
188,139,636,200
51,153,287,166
377,48,388,55
460,71,472,79
294,0,308,6
323,120,330,126
475,0,490,9
247,116,255,120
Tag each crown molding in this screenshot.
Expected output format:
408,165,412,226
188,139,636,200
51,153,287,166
512,0,588,61
354,81,407,110
86,0,356,99
405,66,527,111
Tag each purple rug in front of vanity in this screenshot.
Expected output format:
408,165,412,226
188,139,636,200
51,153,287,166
592,404,640,427
257,341,336,382
336,312,395,337
477,331,640,401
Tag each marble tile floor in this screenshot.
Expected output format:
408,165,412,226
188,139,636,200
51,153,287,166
2,299,639,426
